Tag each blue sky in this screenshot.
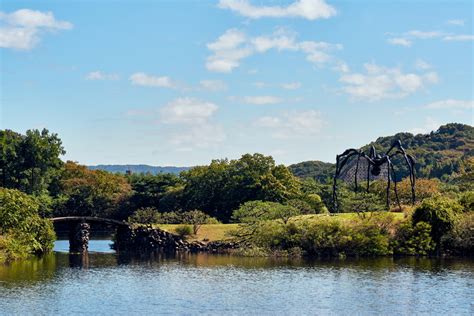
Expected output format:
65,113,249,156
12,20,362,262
1,0,473,166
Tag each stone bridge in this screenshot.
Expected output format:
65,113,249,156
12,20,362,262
50,216,131,253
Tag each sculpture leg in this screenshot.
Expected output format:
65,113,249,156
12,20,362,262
390,163,401,211
386,162,391,209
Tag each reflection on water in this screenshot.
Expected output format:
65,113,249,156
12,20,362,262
0,240,473,315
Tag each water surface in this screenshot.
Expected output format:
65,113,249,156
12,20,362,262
0,240,473,315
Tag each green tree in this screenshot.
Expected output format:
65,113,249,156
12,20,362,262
55,161,132,219
412,197,462,246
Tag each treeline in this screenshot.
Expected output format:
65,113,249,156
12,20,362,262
1,128,473,259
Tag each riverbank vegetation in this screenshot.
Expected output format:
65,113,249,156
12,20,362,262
0,124,473,262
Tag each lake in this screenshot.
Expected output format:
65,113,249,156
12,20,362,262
0,240,473,315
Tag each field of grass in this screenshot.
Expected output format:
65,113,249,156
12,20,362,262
156,211,406,242
156,223,239,242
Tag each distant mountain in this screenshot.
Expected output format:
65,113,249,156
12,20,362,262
88,164,191,175
289,123,474,182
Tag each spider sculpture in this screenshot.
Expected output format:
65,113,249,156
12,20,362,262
332,140,416,212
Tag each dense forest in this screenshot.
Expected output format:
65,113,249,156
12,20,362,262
1,124,473,261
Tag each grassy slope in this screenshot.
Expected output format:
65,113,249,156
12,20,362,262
157,212,406,242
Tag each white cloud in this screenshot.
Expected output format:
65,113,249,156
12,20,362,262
387,29,473,46
241,96,283,105
86,71,119,81
0,9,72,50
206,29,252,73
281,82,302,90
409,117,439,135
218,0,337,20
446,19,464,26
256,110,325,138
340,63,438,101
406,30,445,39
161,97,218,124
424,99,473,109
206,28,342,72
129,72,178,89
387,37,412,47
199,80,227,91
443,34,474,41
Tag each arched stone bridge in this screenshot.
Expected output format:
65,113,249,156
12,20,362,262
50,216,131,253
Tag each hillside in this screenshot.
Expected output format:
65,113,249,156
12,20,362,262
88,164,191,175
289,123,473,182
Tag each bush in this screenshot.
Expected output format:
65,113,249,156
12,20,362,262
0,188,56,259
442,212,474,255
128,207,161,224
174,225,193,238
392,222,435,255
412,197,462,244
458,191,474,212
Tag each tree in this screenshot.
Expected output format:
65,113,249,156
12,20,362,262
181,154,301,222
183,210,209,234
0,129,65,195
412,197,462,246
233,201,300,225
55,161,132,219
0,188,56,255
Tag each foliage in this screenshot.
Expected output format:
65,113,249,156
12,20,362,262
412,197,462,245
128,207,162,224
181,154,301,221
126,173,182,211
0,188,55,260
54,161,132,219
458,191,474,212
392,222,435,255
182,210,212,234
288,160,335,183
0,129,65,195
233,201,301,225
371,177,441,206
174,225,193,238
441,212,474,255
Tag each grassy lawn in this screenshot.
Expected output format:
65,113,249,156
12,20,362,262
156,223,239,242
155,211,406,243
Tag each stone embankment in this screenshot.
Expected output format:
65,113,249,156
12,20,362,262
113,225,237,253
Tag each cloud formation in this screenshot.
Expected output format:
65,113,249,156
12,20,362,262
386,29,474,46
0,9,72,50
161,98,219,124
340,63,439,101
206,28,342,72
129,72,179,89
86,71,119,81
256,110,325,138
218,0,336,20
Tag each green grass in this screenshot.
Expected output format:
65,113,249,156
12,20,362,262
155,211,406,242
156,224,239,242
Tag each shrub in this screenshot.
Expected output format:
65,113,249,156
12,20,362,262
442,212,474,255
458,191,474,212
0,188,56,258
233,201,300,224
174,225,193,238
128,207,161,224
412,197,462,244
392,222,435,255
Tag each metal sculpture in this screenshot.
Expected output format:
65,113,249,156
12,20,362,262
332,140,415,212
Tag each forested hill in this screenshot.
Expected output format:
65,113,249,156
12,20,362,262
88,164,191,175
289,123,473,182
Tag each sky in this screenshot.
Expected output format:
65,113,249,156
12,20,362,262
1,0,473,166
